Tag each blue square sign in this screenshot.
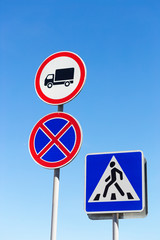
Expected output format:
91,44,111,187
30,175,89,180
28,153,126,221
85,151,146,217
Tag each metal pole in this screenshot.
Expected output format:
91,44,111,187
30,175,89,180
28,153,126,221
58,104,64,112
50,105,63,240
112,213,119,240
50,169,60,240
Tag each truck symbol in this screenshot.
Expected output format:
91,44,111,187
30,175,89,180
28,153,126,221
44,68,74,88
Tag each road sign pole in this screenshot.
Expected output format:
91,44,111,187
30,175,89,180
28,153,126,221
50,105,63,240
58,104,64,112
112,214,119,240
50,168,60,240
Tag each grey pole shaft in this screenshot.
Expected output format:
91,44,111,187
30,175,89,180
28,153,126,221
50,169,60,240
50,105,63,240
112,213,119,240
58,105,64,112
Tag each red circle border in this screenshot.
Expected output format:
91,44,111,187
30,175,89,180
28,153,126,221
35,51,86,105
29,112,82,169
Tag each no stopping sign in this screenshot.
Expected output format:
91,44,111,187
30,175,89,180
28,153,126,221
29,112,82,169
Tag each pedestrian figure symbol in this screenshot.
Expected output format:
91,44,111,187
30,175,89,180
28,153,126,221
89,156,140,202
103,161,124,198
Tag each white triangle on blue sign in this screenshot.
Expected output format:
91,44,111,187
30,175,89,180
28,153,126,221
89,156,140,202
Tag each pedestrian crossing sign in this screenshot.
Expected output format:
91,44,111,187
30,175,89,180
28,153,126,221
85,150,147,219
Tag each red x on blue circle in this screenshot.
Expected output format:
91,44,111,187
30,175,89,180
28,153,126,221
29,112,82,169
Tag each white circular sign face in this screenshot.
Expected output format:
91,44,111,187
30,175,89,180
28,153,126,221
35,51,86,105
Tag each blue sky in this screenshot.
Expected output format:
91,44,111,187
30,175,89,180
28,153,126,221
1,0,160,239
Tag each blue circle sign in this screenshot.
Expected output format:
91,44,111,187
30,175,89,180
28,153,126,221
29,112,82,169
